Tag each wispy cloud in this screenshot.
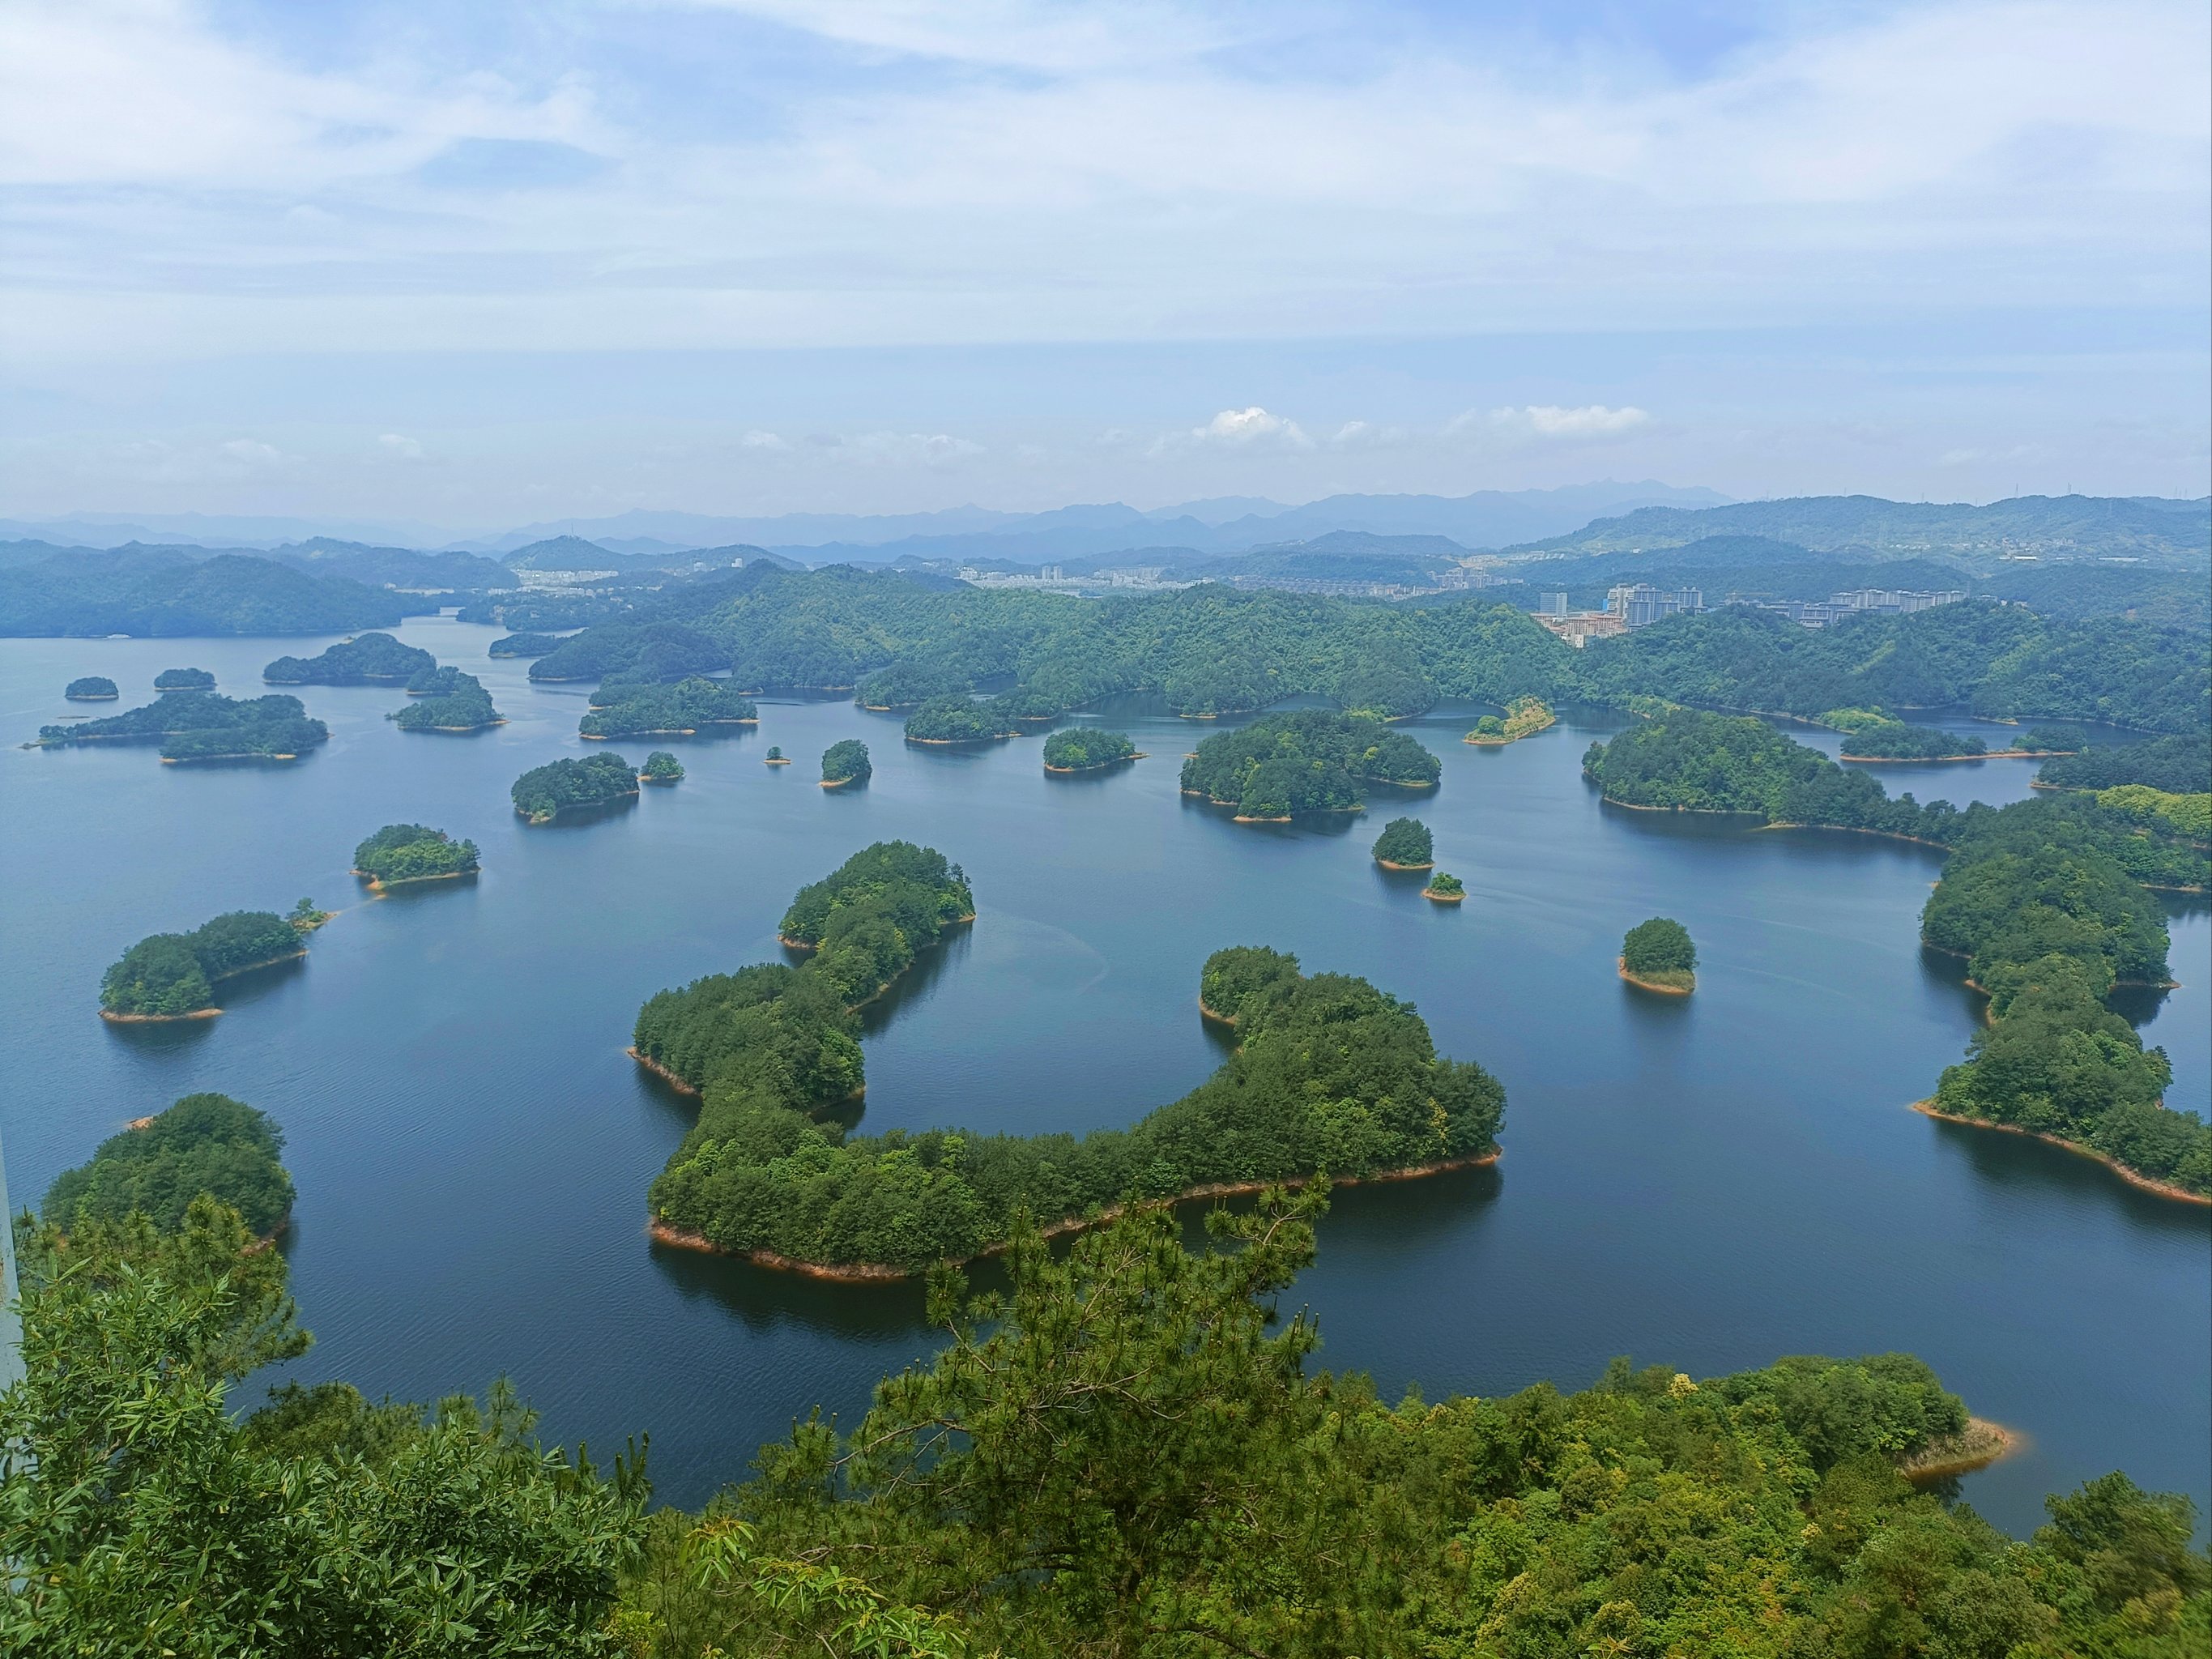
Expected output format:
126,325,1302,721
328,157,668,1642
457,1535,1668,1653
1483,405,1652,441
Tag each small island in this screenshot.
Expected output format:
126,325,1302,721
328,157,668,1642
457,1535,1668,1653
39,691,329,762
100,909,310,1020
1422,872,1466,903
1466,695,1555,745
1181,710,1441,820
262,632,434,685
511,753,641,823
640,750,684,784
154,667,215,692
43,1092,295,1242
1620,916,1697,993
352,823,481,888
390,669,503,731
65,676,119,701
1372,816,1434,870
1042,727,1141,772
905,694,1019,744
288,897,332,932
764,745,790,765
581,676,756,739
820,738,872,787
489,632,561,658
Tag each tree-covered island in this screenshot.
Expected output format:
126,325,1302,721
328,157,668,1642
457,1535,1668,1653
100,910,310,1020
1621,916,1698,992
390,668,502,731
64,675,118,700
820,737,871,787
1334,661,1437,719
1179,710,1440,820
640,750,684,784
1041,727,1140,771
44,1092,296,1240
510,752,641,823
763,744,789,764
580,676,757,738
1370,816,1434,868
904,694,1020,743
1465,694,1556,744
488,630,560,657
153,667,215,691
37,690,329,762
1422,872,1465,902
352,823,481,888
262,632,434,685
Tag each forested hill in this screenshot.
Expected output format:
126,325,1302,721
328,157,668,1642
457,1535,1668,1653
0,551,427,637
1509,493,2211,566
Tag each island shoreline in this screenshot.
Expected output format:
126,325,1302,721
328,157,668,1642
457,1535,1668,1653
1912,1099,2211,1206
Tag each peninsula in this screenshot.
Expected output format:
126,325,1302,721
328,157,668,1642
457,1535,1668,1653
1465,695,1555,744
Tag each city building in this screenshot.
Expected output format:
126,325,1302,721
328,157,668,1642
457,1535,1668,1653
1606,584,1705,628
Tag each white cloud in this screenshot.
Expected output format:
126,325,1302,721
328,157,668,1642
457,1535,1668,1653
1189,407,1311,448
377,433,424,460
219,437,290,467
737,430,791,450
1485,405,1652,441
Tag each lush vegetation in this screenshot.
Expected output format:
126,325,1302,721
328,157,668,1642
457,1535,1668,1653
648,945,1505,1271
616,1191,2210,1657
2037,733,2212,795
1334,660,1436,719
2096,785,2212,843
64,674,117,699
264,630,434,684
511,753,641,823
820,737,871,785
1371,816,1433,866
353,823,480,885
1041,726,1138,770
641,750,684,783
1423,871,1464,898
1181,710,1440,817
531,619,729,684
580,676,757,738
44,1093,295,1239
904,694,1016,742
100,910,307,1017
40,689,328,762
1837,720,1988,759
461,591,627,631
778,842,974,960
392,668,502,731
1466,693,1555,744
490,629,561,656
0,551,418,638
1622,917,1697,989
155,666,215,690
764,744,786,762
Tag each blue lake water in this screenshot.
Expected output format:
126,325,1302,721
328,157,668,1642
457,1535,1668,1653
2,615,2206,1531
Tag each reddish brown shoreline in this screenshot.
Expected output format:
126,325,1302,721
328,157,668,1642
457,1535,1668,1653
1838,748,2064,763
1044,753,1145,773
1912,1099,2212,1206
1618,958,1694,995
102,1006,223,1023
1375,858,1434,872
628,1047,699,1094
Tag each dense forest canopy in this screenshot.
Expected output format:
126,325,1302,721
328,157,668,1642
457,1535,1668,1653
580,676,757,738
391,669,502,731
352,823,480,885
100,910,306,1017
0,551,420,638
1370,816,1433,866
640,749,684,782
819,737,871,784
1042,726,1138,770
1835,720,1989,760
264,631,434,684
510,753,641,822
39,689,332,761
1181,710,1441,817
63,675,117,699
155,666,215,690
44,1092,295,1239
903,693,1016,742
489,629,561,656
2037,734,2212,795
1622,916,1697,975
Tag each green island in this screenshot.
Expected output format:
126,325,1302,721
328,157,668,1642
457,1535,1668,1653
819,736,871,787
45,1092,296,1240
763,744,788,764
1465,693,1555,744
390,668,503,731
1335,660,1437,719
645,922,1505,1273
527,618,728,684
1041,726,1140,771
1371,815,1434,868
1180,710,1440,820
1585,712,2212,1200
1421,871,1465,902
640,750,684,784
288,897,331,932
64,675,117,700
488,630,560,656
154,667,215,691
581,676,757,738
352,823,480,888
2037,732,2212,795
99,909,312,1020
1823,710,1990,761
36,690,329,761
14,1105,2206,1658
262,631,434,685
510,752,641,823
1621,916,1698,992
904,693,1019,743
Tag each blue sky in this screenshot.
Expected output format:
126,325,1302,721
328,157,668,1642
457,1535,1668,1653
1,0,2205,533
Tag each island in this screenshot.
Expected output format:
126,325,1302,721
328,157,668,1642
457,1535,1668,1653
1336,663,1438,720
1042,727,1140,771
1620,916,1697,992
489,631,561,657
2036,733,2212,795
1422,872,1466,903
37,690,330,762
262,632,434,685
644,940,1506,1275
1371,816,1434,869
1465,695,1556,744
288,898,332,932
904,694,1019,743
1180,710,1440,820
0,549,423,639
42,1092,296,1240
640,750,684,784
155,667,215,691
764,744,790,765
510,753,641,823
352,823,481,889
580,676,756,738
390,670,503,731
100,910,310,1020
820,738,872,787
65,676,118,701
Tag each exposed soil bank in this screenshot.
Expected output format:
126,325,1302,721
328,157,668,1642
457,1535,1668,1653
1912,1099,2211,1206
1619,958,1694,995
102,1006,223,1023
1899,1416,2020,1480
1044,753,1145,773
1375,858,1434,872
1423,887,1466,903
628,1047,699,1094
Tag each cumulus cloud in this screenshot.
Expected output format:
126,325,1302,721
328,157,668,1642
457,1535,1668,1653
1189,407,1312,448
1482,405,1652,441
377,433,424,459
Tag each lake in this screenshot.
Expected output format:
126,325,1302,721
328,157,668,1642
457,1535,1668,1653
2,614,2206,1532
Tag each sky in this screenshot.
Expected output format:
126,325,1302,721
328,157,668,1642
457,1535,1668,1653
1,0,2206,535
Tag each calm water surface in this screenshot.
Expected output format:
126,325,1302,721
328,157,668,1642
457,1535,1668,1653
2,616,2206,1530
